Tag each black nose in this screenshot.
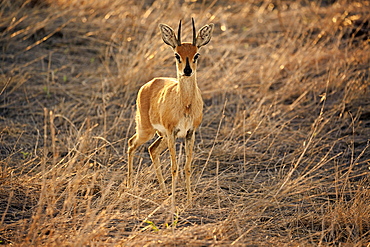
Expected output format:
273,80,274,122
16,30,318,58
184,58,192,76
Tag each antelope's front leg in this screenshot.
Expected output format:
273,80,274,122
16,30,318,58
167,130,178,217
185,129,195,205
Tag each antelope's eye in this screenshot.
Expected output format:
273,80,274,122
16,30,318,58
174,53,181,63
193,53,200,63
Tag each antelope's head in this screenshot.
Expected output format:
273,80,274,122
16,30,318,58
159,18,214,78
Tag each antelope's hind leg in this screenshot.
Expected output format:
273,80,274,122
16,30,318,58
127,130,154,188
148,135,168,194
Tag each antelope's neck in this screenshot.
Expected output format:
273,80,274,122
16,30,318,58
178,74,198,108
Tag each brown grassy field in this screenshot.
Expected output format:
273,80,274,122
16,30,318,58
1,0,369,245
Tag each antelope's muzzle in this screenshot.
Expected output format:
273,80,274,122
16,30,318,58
183,57,192,76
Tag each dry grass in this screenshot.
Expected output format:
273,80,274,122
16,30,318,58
1,0,369,245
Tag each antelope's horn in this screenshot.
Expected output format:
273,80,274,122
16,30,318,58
177,20,182,46
192,18,196,46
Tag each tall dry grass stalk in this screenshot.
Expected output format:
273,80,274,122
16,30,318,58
0,0,369,245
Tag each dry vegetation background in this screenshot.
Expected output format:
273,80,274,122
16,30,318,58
0,0,369,246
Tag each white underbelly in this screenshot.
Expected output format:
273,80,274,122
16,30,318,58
176,117,192,138
152,123,167,135
152,117,192,138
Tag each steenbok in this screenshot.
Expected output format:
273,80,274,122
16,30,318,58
127,18,214,210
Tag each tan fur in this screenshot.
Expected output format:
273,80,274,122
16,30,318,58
127,20,213,210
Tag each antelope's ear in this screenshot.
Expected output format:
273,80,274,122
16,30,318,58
195,23,214,48
159,24,178,49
